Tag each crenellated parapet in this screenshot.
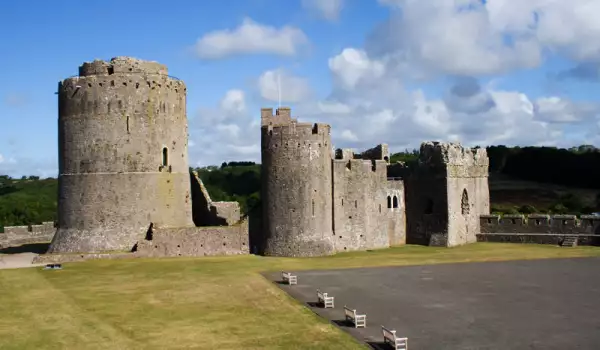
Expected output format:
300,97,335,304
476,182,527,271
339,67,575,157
358,144,390,162
480,214,600,235
78,56,169,77
417,141,489,178
0,221,56,248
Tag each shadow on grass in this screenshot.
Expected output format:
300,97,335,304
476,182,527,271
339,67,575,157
365,341,388,349
0,243,49,254
332,319,354,328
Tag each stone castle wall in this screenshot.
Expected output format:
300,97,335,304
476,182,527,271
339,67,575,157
331,147,405,252
477,214,600,245
50,57,194,254
135,219,249,257
0,222,55,248
405,142,490,247
260,108,334,257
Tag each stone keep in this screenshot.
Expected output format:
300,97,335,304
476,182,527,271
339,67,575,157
405,142,490,247
49,57,194,253
260,107,334,257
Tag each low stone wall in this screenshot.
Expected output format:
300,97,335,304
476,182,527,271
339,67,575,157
0,221,56,248
476,233,600,246
480,214,600,235
134,218,249,257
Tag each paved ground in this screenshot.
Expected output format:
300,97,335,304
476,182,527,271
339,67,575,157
265,258,600,350
0,252,42,269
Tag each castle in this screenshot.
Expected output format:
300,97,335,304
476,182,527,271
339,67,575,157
258,107,491,256
2,56,596,258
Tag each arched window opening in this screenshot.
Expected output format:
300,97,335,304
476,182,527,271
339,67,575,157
424,198,434,214
393,196,398,209
162,147,168,167
387,196,392,209
461,189,470,216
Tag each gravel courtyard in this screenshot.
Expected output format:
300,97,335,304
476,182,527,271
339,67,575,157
267,257,600,350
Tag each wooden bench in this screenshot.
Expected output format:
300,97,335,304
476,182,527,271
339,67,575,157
317,289,334,308
344,306,366,328
43,263,62,270
281,272,297,285
382,326,407,350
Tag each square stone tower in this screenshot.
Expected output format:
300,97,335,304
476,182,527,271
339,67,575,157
405,142,490,247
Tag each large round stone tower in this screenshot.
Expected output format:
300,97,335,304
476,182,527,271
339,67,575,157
260,107,334,257
48,57,194,253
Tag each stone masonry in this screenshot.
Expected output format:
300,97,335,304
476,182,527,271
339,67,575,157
405,142,490,247
260,107,406,257
36,57,248,258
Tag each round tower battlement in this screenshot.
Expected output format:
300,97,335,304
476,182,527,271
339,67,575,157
260,108,334,257
78,56,168,77
49,57,193,254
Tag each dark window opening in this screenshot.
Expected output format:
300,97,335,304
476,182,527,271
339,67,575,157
424,198,434,214
535,219,541,225
387,196,392,208
563,220,568,225
312,200,315,217
379,204,382,213
487,219,492,224
107,66,114,75
126,116,130,134
355,200,357,208
393,196,398,208
461,189,470,216
511,219,516,224
384,156,389,162
162,147,168,166
341,198,344,206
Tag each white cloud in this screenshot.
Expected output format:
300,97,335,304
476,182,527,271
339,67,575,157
257,69,312,103
189,89,260,167
192,18,309,59
534,97,600,124
0,153,4,164
302,0,344,21
292,47,598,152
328,48,385,90
184,1,600,167
219,89,246,114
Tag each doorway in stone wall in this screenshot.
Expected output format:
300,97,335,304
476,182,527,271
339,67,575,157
461,189,470,242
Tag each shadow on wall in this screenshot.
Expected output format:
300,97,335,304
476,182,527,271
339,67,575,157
0,243,50,254
190,171,212,226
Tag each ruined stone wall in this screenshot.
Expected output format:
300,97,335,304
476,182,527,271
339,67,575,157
260,107,334,257
477,214,600,246
445,144,490,246
332,158,389,251
358,144,390,162
0,222,56,248
405,142,489,247
50,57,194,254
135,219,249,257
190,170,241,226
386,179,406,246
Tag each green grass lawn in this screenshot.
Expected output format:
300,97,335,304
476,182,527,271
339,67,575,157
1,243,599,350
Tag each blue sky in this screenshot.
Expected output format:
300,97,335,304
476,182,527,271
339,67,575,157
1,0,600,177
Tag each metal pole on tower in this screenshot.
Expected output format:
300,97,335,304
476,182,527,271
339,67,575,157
278,71,281,108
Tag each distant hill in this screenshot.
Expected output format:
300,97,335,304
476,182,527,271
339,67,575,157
2,145,599,231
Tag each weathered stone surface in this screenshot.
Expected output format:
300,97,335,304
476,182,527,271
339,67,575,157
259,107,406,257
1,222,55,248
49,57,194,254
405,141,490,247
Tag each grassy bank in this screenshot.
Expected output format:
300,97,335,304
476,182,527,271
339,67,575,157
1,243,599,349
